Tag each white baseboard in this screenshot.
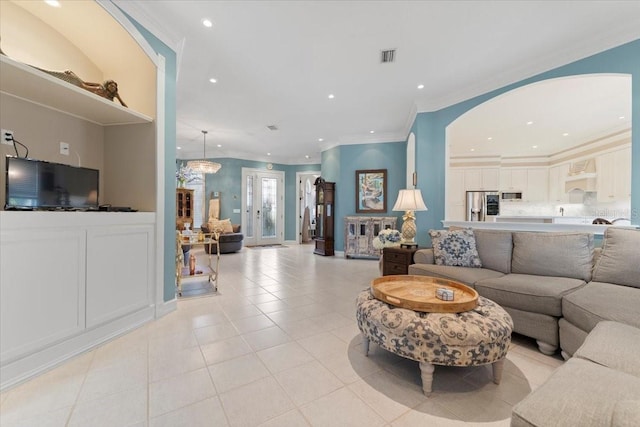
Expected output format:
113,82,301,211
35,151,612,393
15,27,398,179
156,297,177,318
1,306,155,391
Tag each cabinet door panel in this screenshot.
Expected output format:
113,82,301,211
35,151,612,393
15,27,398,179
1,229,85,362
482,168,499,190
86,225,153,328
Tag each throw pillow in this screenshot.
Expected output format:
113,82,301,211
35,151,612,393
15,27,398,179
208,218,234,233
429,229,482,268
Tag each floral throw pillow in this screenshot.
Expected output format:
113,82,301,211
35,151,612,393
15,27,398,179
429,229,482,268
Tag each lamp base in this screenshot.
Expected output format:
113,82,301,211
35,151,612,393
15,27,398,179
401,210,417,243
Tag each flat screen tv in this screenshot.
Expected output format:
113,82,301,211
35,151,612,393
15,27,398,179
5,156,99,210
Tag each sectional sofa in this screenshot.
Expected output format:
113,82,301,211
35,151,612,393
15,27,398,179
407,227,640,426
408,227,639,357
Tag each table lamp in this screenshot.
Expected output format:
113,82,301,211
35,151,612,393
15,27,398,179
392,189,428,243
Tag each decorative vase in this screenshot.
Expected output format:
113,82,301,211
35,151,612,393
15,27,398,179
178,179,186,188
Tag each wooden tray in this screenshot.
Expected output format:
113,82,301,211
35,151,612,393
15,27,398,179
371,275,478,313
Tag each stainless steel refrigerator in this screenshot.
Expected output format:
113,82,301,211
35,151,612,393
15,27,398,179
466,191,500,221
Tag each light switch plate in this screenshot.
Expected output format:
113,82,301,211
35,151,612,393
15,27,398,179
233,208,240,213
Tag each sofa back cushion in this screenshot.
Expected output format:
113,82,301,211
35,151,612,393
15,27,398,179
592,228,640,288
511,232,594,281
473,229,513,274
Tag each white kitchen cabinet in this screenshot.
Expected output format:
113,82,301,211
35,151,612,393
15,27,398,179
482,168,500,190
500,168,528,191
548,164,570,203
501,168,547,202
447,169,465,220
464,168,499,191
597,147,631,202
447,167,497,220
526,168,549,202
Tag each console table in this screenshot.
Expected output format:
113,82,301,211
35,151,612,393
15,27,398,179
176,231,220,296
344,216,397,259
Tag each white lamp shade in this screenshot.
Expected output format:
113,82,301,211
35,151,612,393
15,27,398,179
392,189,428,212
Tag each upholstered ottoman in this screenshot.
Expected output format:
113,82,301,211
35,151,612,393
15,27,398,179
356,289,513,394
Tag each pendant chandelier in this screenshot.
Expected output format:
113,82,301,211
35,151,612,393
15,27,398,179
187,130,221,174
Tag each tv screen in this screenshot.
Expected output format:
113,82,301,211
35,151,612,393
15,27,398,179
5,157,99,210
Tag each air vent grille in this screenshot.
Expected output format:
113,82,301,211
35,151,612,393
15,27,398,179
267,125,278,131
380,49,396,63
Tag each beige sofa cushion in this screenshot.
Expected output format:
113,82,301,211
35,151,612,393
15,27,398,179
408,264,503,288
592,227,640,289
511,358,640,427
475,273,585,317
574,321,640,378
473,229,512,274
511,232,594,281
561,282,640,333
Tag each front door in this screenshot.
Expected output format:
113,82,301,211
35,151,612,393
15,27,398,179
242,168,285,246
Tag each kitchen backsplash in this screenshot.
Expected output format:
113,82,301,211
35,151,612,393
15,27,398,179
499,193,631,220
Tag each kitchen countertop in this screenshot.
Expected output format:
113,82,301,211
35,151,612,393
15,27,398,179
494,216,596,224
442,220,638,235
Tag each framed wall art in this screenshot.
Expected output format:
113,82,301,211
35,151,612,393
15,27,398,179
356,169,387,213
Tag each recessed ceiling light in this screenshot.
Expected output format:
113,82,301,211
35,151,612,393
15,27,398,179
470,148,475,152
487,137,493,141
209,78,217,83
369,130,375,134
305,155,310,159
318,138,324,142
44,0,61,7
563,132,569,136
532,145,538,149
417,84,424,89
619,116,625,119
202,18,213,28
328,94,335,99
177,146,182,150
267,153,271,156
217,144,222,148
526,121,533,125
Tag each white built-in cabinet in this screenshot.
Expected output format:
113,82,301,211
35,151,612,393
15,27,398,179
597,147,632,203
0,4,162,390
447,167,498,221
464,168,500,191
500,168,548,202
499,168,528,192
548,163,571,203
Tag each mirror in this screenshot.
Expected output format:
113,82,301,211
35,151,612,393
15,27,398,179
446,74,632,222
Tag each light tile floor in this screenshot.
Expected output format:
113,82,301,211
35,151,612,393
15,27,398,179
0,244,564,426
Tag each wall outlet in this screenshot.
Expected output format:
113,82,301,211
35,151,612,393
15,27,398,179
1,128,14,145
60,141,70,156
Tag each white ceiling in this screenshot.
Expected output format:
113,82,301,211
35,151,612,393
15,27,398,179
114,1,640,165
448,74,632,158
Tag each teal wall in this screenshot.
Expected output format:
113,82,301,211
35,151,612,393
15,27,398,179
195,158,321,241
320,142,407,251
411,39,640,247
125,16,178,302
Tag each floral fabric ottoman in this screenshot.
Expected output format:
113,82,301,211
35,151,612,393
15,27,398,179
356,289,513,394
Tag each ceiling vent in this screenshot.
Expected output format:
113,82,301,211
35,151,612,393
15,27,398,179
380,49,396,63
266,125,278,131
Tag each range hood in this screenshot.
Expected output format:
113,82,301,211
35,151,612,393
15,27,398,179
565,159,597,192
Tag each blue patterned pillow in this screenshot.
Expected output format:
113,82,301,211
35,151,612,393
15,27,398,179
429,229,482,268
